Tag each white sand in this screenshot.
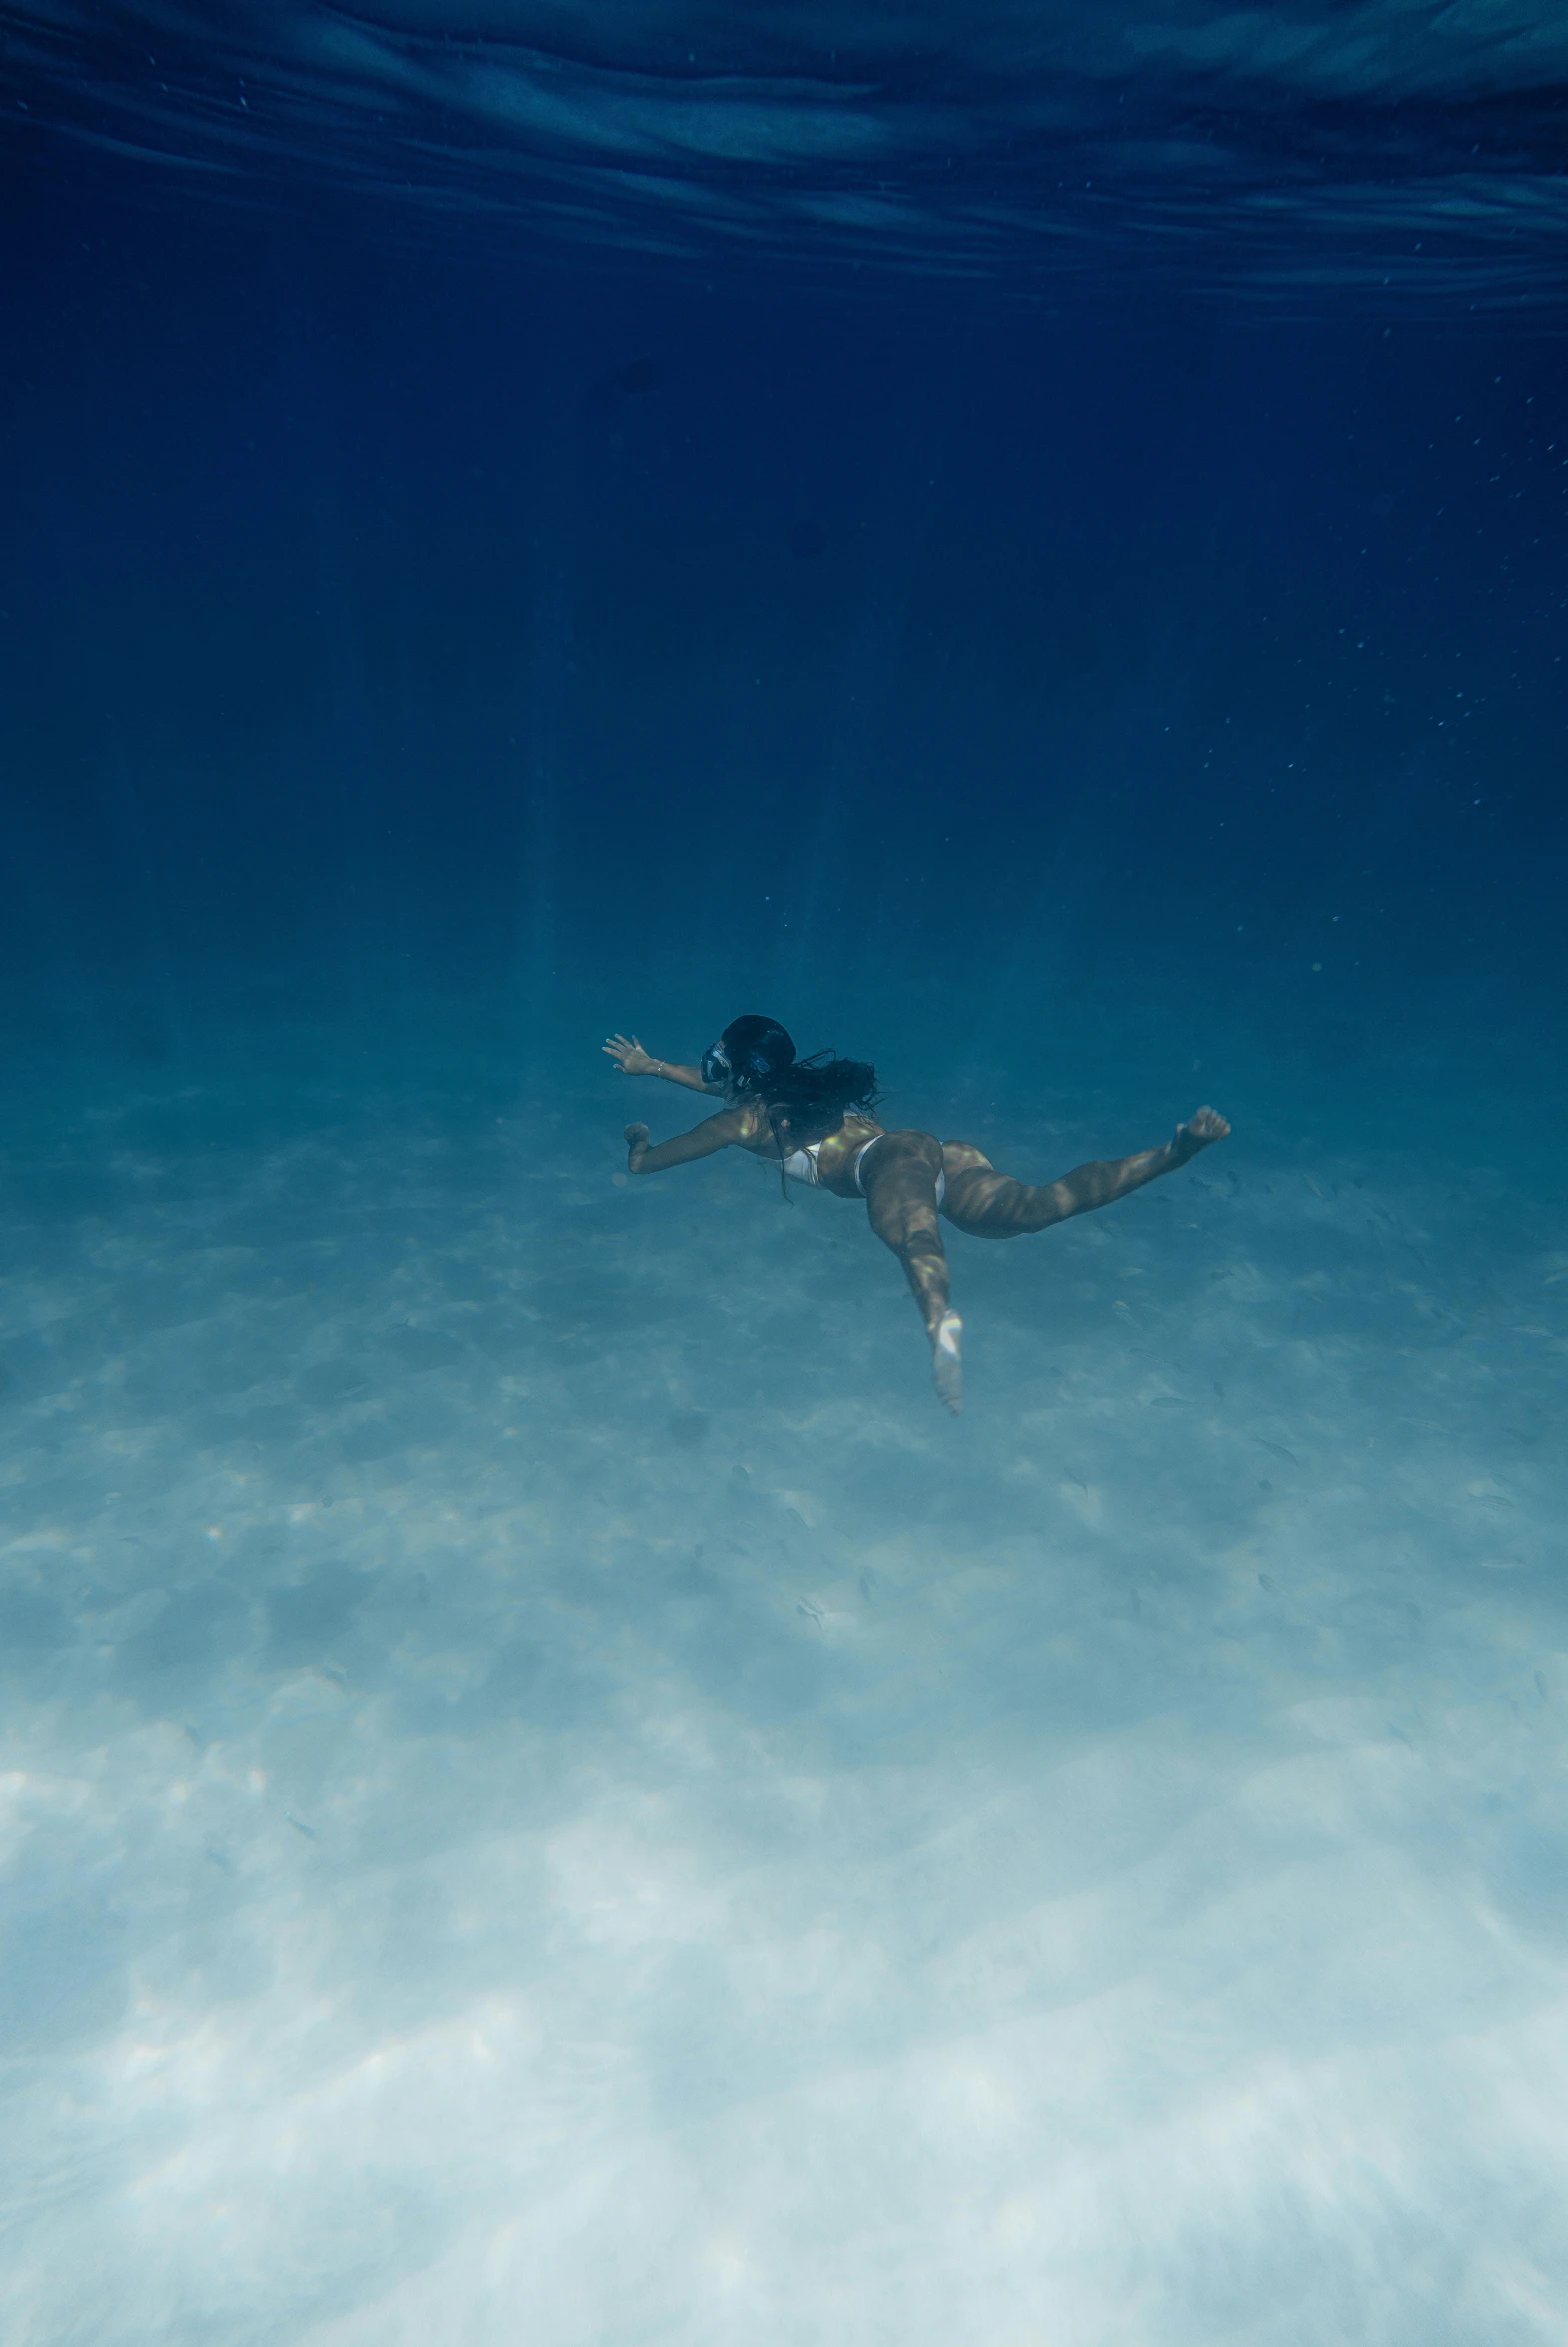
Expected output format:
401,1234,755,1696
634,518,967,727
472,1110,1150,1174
2,1045,1565,2342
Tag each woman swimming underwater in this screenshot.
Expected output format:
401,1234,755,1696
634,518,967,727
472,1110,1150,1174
604,1013,1229,1415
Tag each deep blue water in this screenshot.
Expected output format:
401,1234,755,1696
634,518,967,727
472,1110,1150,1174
2,8,1567,2342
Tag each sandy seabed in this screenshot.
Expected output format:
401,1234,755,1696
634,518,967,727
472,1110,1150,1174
2,1028,1565,2345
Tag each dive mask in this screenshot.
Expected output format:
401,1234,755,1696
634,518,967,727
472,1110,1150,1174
701,1039,774,1089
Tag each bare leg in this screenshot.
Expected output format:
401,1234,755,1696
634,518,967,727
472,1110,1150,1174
941,1106,1230,1239
859,1131,964,1414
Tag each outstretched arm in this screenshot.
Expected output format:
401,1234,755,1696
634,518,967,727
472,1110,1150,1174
604,1033,719,1094
625,1105,753,1176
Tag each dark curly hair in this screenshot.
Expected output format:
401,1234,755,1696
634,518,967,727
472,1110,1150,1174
708,1014,880,1186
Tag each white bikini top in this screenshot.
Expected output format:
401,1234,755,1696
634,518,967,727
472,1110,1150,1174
781,1142,823,1185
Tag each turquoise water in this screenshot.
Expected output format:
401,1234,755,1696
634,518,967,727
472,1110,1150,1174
3,996,1565,2339
3,4,1568,2337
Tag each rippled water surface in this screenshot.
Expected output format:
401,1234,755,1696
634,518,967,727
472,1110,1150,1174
7,0,1568,302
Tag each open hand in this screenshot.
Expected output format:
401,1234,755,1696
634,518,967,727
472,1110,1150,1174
604,1033,655,1076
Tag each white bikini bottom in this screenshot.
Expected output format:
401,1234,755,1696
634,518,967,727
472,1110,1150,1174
782,1136,946,1206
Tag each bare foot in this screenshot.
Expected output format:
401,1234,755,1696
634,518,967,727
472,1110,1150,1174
931,1309,963,1415
1174,1105,1230,1162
